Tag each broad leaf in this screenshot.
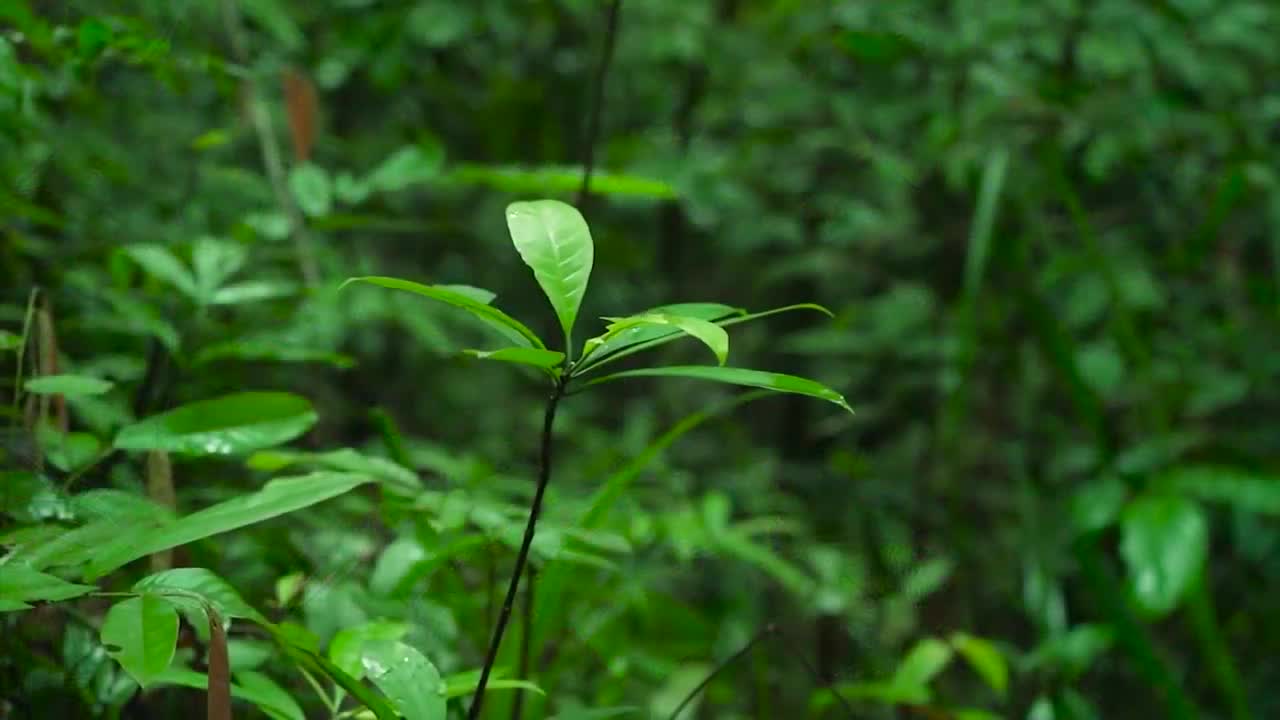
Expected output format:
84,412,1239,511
24,374,114,396
123,244,198,298
893,636,953,688
113,392,317,455
83,472,371,580
505,199,594,352
134,567,266,625
330,620,410,678
589,314,729,366
361,640,447,720
341,276,543,348
1120,494,1208,617
288,163,332,217
463,347,566,373
587,366,852,413
273,636,400,720
100,594,179,687
0,564,96,610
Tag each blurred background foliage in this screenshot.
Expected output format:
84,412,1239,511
3,0,1280,718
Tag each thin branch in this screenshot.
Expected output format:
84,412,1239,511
510,565,537,720
576,0,623,208
468,380,566,720
667,624,776,720
219,0,319,287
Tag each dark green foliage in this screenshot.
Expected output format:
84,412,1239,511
4,1,1280,719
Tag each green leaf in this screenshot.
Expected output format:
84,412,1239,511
341,276,543,349
716,302,834,329
288,163,332,217
587,366,852,413
1162,465,1280,515
133,567,266,625
273,634,400,720
82,472,371,580
123,244,198,298
505,199,594,352
209,280,297,306
1071,476,1129,535
24,374,114,396
950,633,1008,697
0,329,22,351
361,640,447,720
1120,494,1209,617
113,392,317,455
100,595,179,687
441,669,544,698
150,668,305,720
366,145,445,192
329,620,410,678
463,347,565,372
193,340,354,369
450,164,676,199
191,237,248,299
238,0,304,50
589,314,729,366
574,303,742,372
893,637,954,688
0,564,96,609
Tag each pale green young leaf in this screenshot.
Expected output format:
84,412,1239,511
505,199,594,353
575,303,741,371
591,313,729,366
950,632,1008,696
463,347,565,373
341,276,543,348
123,244,199,298
587,366,852,413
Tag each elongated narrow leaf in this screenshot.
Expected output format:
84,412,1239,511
450,164,677,199
589,314,729,366
463,347,565,372
151,668,306,720
275,637,400,720
505,200,593,351
0,565,96,609
441,669,544,699
587,366,852,413
361,640,447,720
342,276,543,348
1162,465,1280,515
123,244,199,298
716,303,834,328
113,392,317,455
83,473,371,580
950,633,1008,697
101,595,179,687
24,374,115,396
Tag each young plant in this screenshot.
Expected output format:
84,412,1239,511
342,198,852,718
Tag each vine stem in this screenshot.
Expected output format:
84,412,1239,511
468,380,566,720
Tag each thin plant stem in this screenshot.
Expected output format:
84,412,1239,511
511,565,537,720
575,0,623,209
667,624,775,720
469,380,566,720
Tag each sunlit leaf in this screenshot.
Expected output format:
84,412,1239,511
505,199,594,352
950,632,1008,696
100,594,179,687
589,313,729,366
893,637,954,688
463,347,565,372
575,303,742,372
0,565,96,610
329,620,410,678
113,392,317,455
451,164,676,199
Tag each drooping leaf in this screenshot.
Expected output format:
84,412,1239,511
113,392,317,455
83,472,371,580
133,567,266,625
341,276,543,348
574,303,742,372
100,594,179,687
0,564,96,610
122,244,198,298
950,633,1008,697
360,640,447,720
24,374,115,397
587,366,852,413
1120,494,1209,617
588,314,729,366
505,199,594,352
